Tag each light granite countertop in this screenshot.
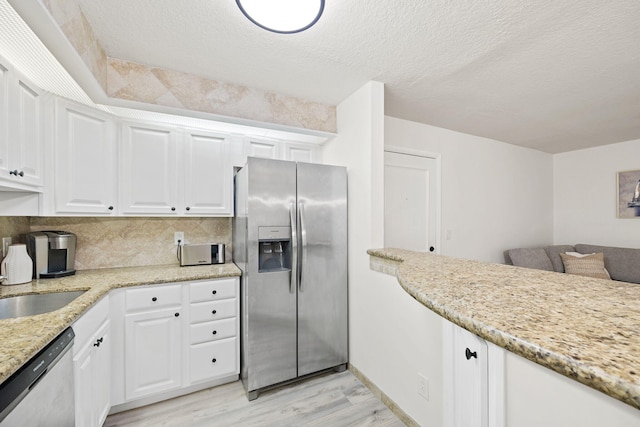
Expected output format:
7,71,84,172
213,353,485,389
368,248,640,410
0,262,240,384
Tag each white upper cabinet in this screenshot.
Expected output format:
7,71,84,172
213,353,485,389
120,122,179,215
283,142,318,163
182,130,232,216
120,123,233,216
245,139,280,160
0,62,9,181
54,98,117,214
0,56,43,190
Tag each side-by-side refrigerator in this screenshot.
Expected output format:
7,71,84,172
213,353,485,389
233,157,348,400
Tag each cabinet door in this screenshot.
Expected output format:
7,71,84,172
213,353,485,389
453,326,488,427
245,139,279,159
94,320,112,426
11,73,42,186
283,143,316,163
0,60,9,178
74,341,95,427
125,308,182,400
120,123,178,215
55,99,117,214
183,131,231,215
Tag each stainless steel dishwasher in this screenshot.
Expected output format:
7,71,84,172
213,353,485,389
0,327,75,426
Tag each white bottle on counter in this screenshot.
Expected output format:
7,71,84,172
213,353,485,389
1,244,33,285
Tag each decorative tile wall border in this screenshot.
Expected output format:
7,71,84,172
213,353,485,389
42,0,337,133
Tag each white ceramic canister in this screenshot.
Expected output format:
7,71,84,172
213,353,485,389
1,244,33,285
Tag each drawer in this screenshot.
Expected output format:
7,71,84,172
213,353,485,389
190,317,236,345
190,338,237,384
72,294,109,353
126,284,182,312
189,279,237,303
190,299,236,324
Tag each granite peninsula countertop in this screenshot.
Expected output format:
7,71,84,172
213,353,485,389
0,262,240,384
368,248,640,410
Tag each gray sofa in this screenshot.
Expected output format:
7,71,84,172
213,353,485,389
504,243,640,284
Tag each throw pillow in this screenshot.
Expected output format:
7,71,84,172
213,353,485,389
560,252,611,280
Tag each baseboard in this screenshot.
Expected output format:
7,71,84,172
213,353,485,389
348,363,419,427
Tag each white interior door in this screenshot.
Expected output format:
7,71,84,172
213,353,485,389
384,150,438,252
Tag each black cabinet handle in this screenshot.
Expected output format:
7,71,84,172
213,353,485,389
93,341,100,347
212,330,217,335
97,337,103,343
465,348,477,360
186,207,191,211
108,206,114,211
171,207,176,211
152,297,157,302
212,310,217,315
9,170,17,176
18,171,24,177
429,246,435,252
175,312,180,317
212,290,217,295
212,358,217,363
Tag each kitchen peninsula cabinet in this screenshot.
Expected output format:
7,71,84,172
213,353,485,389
444,321,504,427
54,98,117,214
0,55,43,191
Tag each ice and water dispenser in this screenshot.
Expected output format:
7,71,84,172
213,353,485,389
258,226,291,272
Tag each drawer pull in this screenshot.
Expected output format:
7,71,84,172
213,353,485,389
152,297,157,302
175,312,180,317
212,290,217,295
212,358,217,363
212,330,217,335
212,310,217,315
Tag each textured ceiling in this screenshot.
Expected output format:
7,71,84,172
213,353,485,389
73,0,640,152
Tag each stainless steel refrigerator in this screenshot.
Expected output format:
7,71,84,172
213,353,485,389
233,157,348,400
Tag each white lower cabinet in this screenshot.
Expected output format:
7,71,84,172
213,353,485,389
72,296,111,427
109,277,240,412
444,321,505,427
124,307,183,400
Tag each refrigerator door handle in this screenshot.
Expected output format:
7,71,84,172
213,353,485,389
298,202,308,292
289,203,297,294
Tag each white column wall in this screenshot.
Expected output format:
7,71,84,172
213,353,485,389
321,82,443,426
385,116,554,263
553,138,640,248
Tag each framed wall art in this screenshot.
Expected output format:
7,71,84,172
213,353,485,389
617,169,640,218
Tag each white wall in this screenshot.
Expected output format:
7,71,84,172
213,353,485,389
322,82,444,426
385,116,554,263
553,138,640,248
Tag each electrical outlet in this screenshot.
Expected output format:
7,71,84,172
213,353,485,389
2,237,12,259
174,232,184,246
417,373,429,400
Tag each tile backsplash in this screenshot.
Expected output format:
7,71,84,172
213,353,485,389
0,217,30,244
29,217,232,270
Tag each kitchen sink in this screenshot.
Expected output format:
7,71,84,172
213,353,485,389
0,290,86,320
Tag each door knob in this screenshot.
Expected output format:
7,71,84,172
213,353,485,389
465,348,477,360
429,246,435,252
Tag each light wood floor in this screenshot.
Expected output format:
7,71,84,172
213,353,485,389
104,371,406,426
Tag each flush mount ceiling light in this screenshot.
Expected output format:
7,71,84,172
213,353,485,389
236,0,325,34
